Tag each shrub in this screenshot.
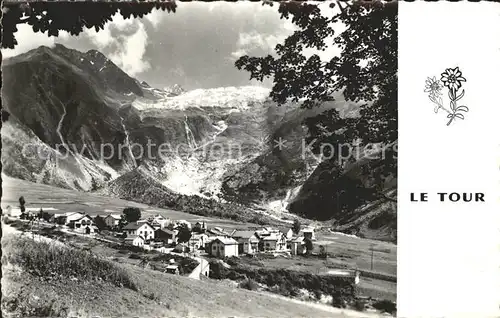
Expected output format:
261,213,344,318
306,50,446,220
373,299,397,315
313,290,323,300
331,296,347,309
277,282,293,297
3,236,137,291
239,278,259,291
143,291,159,301
129,253,142,260
151,253,199,274
226,257,239,266
209,260,228,279
209,263,356,304
353,299,366,311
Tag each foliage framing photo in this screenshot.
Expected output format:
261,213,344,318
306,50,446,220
235,1,397,191
0,1,177,49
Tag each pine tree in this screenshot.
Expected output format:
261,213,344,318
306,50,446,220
19,196,26,213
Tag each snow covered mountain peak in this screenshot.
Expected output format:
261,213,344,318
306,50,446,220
133,85,271,111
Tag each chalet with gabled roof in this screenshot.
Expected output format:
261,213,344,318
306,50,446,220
123,222,155,241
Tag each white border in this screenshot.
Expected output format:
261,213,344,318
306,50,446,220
399,2,500,317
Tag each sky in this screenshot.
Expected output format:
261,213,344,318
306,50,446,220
2,2,340,91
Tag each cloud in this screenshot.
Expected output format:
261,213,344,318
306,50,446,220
83,14,151,76
231,32,276,59
230,2,343,63
108,23,151,76
1,13,153,77
1,24,71,58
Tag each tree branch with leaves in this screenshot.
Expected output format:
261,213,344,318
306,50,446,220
1,1,177,49
235,1,397,198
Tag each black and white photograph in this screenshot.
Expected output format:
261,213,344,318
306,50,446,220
1,1,397,317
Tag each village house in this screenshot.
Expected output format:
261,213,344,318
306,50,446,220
300,227,316,240
173,242,190,254
278,227,294,241
290,236,306,255
3,205,22,218
192,221,207,233
123,222,155,241
51,213,67,224
166,264,180,275
70,215,98,234
151,214,171,228
165,259,180,274
231,230,259,254
208,237,239,258
188,233,209,250
156,246,169,254
260,233,287,251
145,219,162,230
64,212,85,225
124,234,145,247
50,212,81,225
154,228,177,245
104,214,121,228
254,228,288,252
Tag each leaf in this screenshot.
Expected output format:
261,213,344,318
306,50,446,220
447,114,453,118
456,105,469,112
455,113,465,119
455,89,465,101
448,89,453,100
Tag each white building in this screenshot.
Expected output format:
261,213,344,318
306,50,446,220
123,222,155,241
188,233,209,250
65,212,85,225
208,237,239,258
231,230,259,254
151,214,171,228
299,227,316,241
71,215,98,234
124,235,145,247
3,205,22,217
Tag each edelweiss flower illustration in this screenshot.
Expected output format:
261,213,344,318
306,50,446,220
440,67,466,91
424,76,443,96
425,66,468,126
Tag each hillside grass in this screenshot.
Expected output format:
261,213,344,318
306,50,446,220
2,235,137,291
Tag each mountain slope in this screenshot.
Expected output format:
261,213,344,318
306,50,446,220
2,44,396,242
102,168,284,226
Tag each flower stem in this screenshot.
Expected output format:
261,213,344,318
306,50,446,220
440,105,452,115
450,88,457,112
446,88,460,126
